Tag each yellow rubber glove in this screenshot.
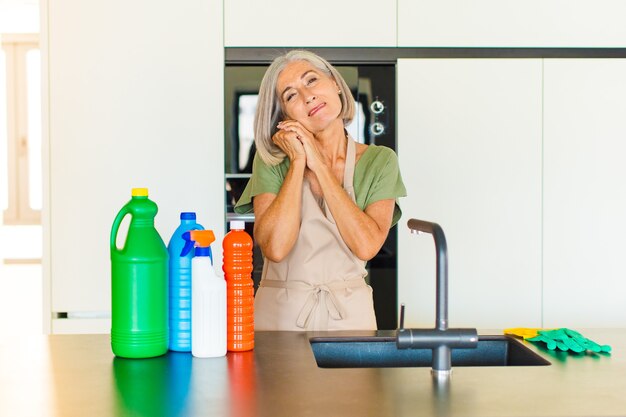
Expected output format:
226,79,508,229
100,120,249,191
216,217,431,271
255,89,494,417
503,328,543,340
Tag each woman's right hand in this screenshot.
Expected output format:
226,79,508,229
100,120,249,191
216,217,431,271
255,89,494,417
272,123,306,163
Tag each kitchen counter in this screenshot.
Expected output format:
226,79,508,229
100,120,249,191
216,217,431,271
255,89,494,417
1,329,625,417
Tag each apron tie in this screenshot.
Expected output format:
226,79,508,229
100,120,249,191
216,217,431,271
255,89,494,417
260,278,367,329
296,284,345,328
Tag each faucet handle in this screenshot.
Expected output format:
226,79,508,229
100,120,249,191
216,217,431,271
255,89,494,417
399,303,406,330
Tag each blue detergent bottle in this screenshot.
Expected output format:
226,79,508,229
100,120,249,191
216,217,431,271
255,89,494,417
167,212,204,351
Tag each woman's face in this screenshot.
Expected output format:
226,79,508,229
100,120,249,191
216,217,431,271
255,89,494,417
276,60,343,133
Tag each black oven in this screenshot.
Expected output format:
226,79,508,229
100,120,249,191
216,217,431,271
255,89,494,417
224,63,398,329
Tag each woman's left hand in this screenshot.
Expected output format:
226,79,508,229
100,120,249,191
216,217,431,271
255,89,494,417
276,120,325,172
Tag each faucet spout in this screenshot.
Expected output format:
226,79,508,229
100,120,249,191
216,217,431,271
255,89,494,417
407,219,448,331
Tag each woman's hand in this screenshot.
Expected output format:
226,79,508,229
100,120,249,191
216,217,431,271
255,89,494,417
276,120,325,172
272,121,306,163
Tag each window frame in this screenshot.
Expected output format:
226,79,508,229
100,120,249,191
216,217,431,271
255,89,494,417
1,33,40,225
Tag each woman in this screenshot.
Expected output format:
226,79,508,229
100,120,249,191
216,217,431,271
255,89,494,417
235,50,406,331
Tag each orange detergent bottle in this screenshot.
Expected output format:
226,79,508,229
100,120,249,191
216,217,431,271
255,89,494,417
223,221,254,351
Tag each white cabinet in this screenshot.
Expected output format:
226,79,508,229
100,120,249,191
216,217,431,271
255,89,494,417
398,0,626,47
397,59,543,328
398,58,626,329
43,0,225,333
543,59,626,327
225,0,396,47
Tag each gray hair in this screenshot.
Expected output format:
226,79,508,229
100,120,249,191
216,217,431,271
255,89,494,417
254,50,355,166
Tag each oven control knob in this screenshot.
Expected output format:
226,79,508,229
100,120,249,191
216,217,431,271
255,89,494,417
370,122,385,136
370,100,385,114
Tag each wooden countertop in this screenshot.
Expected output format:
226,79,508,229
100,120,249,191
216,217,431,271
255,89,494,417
1,329,625,416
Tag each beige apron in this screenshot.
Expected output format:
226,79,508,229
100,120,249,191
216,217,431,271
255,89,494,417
254,135,377,331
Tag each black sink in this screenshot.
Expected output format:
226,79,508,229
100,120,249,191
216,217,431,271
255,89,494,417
310,335,550,368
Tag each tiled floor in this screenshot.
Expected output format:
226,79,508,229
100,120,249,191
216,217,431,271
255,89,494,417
0,225,44,336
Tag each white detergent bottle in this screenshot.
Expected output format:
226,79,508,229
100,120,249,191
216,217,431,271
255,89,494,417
182,229,227,358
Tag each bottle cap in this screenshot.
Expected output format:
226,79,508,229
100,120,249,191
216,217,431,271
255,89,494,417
230,220,245,230
180,212,196,220
132,188,149,197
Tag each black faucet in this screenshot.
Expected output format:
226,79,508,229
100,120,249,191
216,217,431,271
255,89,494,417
396,219,478,378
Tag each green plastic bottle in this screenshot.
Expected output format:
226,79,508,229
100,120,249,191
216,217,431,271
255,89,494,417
110,188,169,358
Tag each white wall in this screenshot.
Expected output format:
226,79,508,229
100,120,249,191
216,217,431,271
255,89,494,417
0,2,39,33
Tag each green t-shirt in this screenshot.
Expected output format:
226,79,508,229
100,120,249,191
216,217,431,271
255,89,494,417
234,144,407,226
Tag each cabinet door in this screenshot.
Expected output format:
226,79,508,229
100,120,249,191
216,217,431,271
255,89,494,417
45,0,225,332
543,59,626,327
397,59,542,328
398,0,626,47
225,0,396,47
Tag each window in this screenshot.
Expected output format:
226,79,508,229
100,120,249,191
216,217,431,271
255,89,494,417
1,34,40,225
